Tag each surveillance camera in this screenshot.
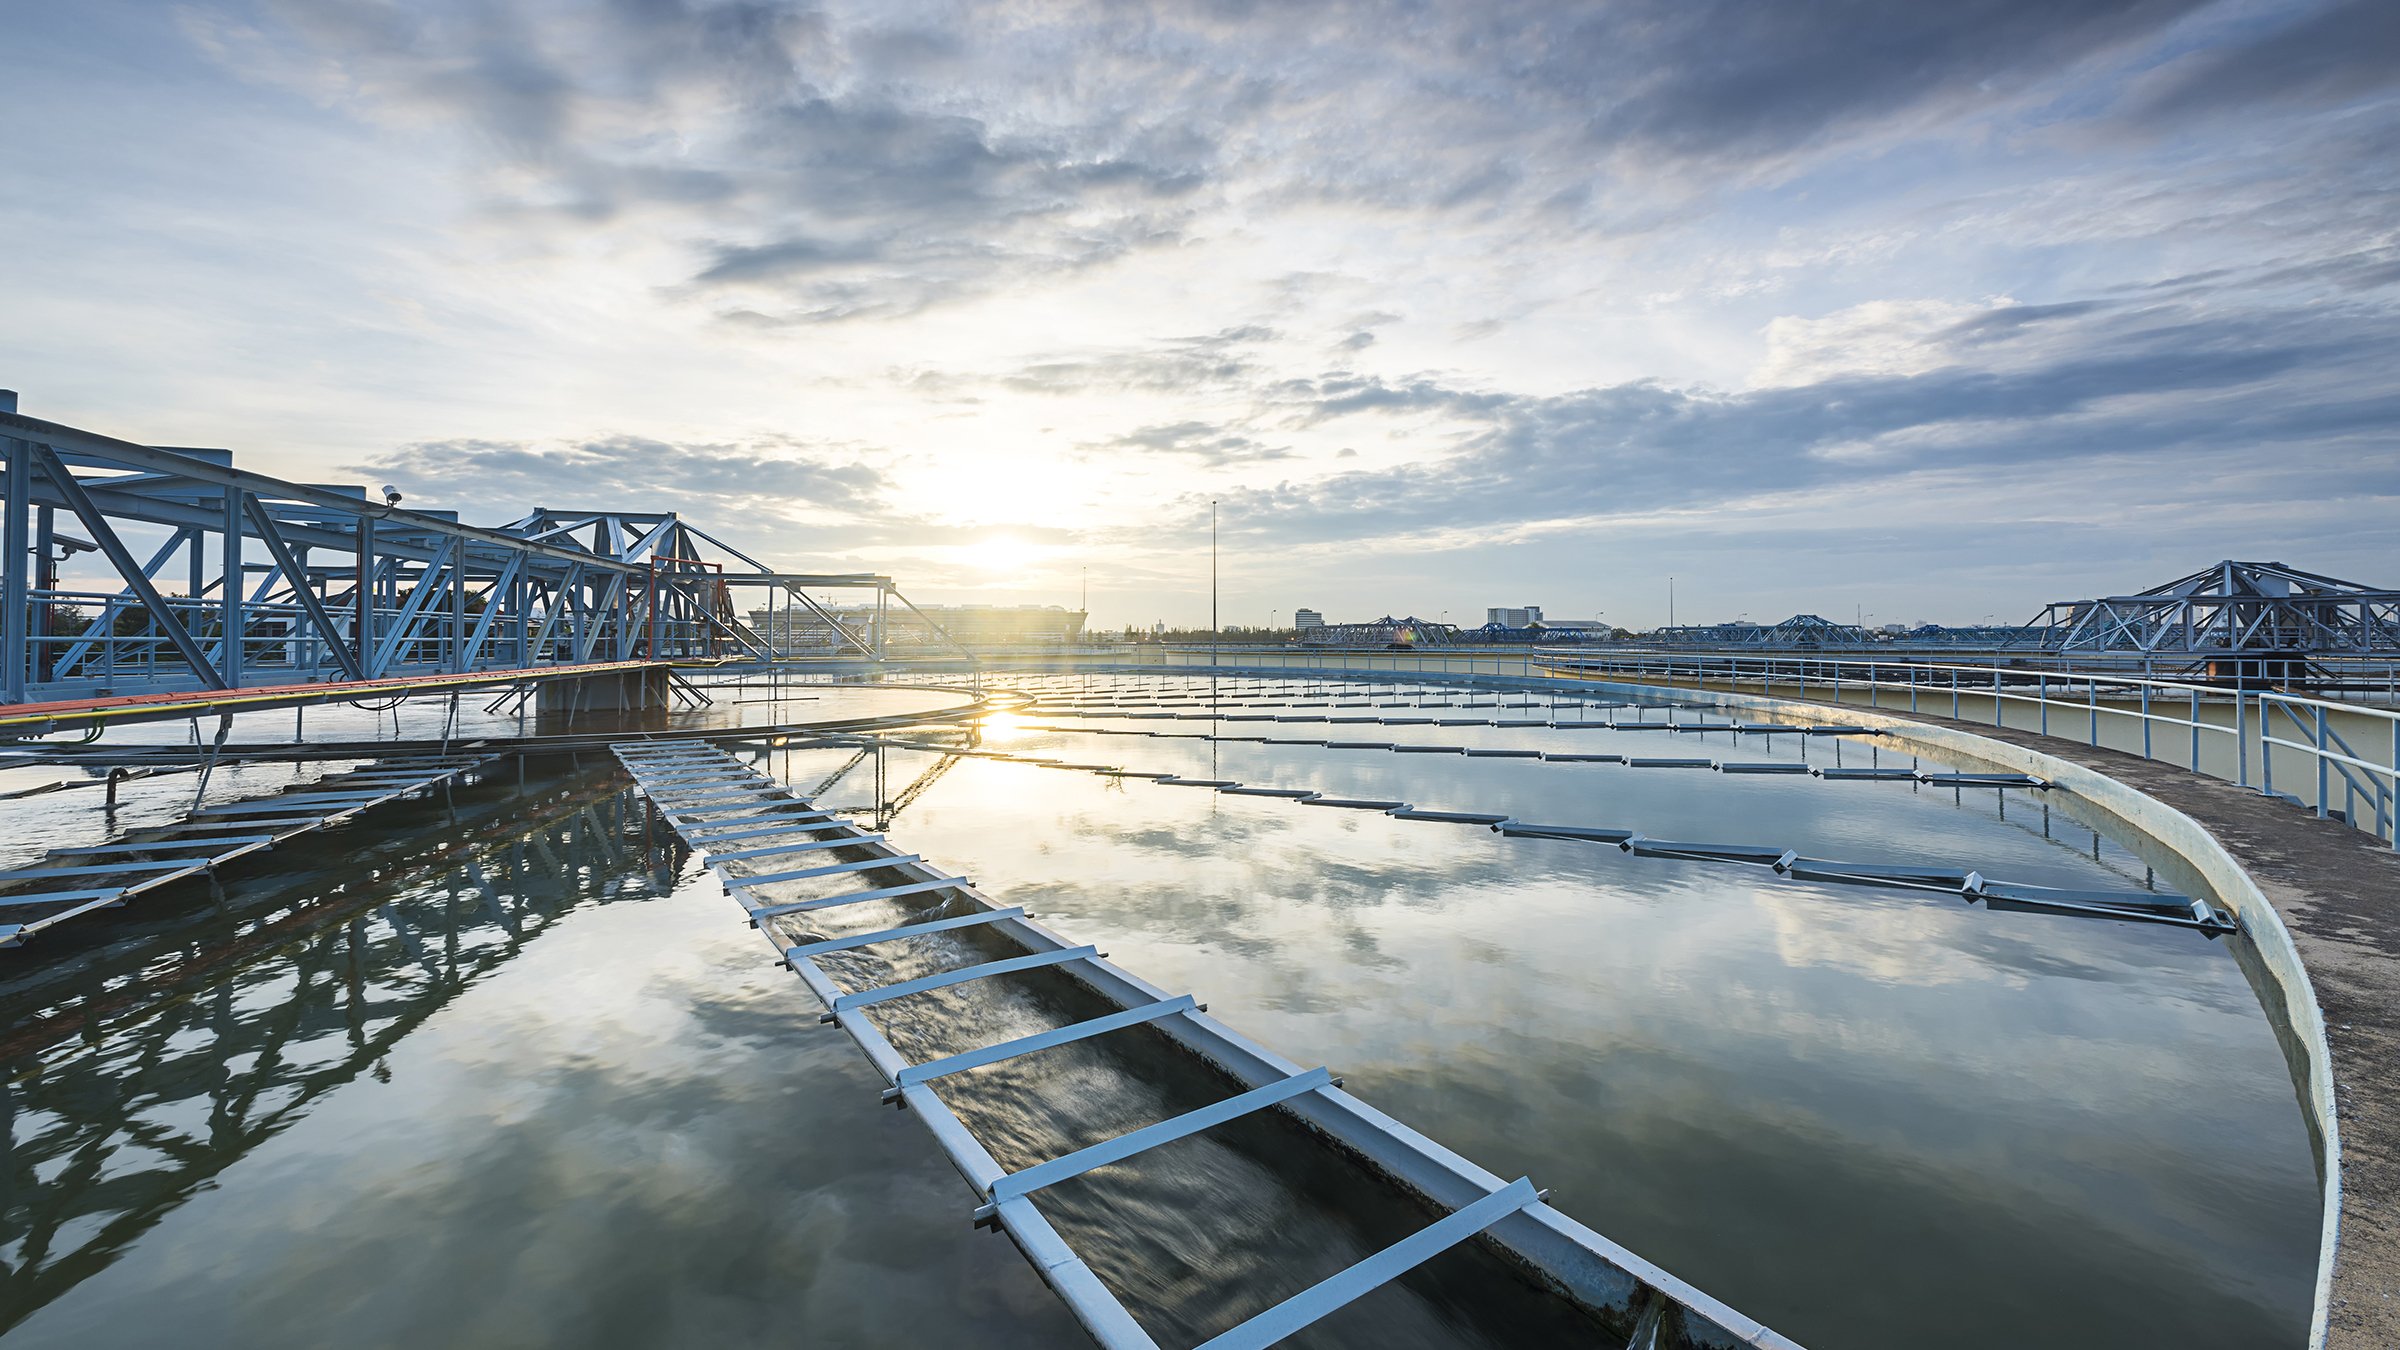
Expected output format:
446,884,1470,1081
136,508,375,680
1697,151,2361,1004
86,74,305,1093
382,485,403,506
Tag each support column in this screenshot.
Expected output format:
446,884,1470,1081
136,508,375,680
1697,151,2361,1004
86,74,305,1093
2,439,27,703
533,664,669,714
188,523,204,619
355,515,374,678
512,567,530,667
33,504,54,685
221,485,244,687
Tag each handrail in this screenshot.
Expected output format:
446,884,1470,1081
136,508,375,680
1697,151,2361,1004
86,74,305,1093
1085,646,2400,850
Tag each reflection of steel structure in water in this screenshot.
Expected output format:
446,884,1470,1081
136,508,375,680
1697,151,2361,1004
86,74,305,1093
2031,560,2400,661
0,780,662,1329
804,733,971,831
0,394,964,713
0,753,496,949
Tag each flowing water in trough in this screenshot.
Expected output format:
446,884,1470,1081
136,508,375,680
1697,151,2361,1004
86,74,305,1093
0,672,2320,1349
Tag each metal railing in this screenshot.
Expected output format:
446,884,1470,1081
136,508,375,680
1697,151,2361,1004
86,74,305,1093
1086,646,2400,850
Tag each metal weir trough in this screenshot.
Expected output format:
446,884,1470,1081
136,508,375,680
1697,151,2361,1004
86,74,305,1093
822,728,2227,934
613,739,1802,1350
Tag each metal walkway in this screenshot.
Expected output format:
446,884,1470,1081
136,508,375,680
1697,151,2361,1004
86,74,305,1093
614,738,1801,1350
0,659,663,738
0,752,494,947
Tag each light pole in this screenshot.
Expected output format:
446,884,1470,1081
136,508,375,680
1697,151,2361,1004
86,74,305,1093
1668,576,1675,628
1210,500,1218,671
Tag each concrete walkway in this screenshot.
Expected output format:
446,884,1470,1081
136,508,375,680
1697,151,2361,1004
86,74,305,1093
1865,707,2400,1349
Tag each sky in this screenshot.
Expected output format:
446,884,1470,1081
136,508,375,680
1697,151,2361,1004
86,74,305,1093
2,0,2395,630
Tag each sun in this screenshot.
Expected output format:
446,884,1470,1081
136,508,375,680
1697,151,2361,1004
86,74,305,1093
971,534,1040,575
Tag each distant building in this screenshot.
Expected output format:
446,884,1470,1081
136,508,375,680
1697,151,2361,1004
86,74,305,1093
749,602,1086,653
1486,605,1544,628
1293,608,1324,630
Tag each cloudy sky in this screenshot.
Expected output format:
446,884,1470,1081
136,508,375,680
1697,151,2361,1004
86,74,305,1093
5,1,2395,629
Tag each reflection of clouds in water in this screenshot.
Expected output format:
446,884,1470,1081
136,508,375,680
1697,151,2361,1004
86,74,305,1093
837,702,2317,1350
1753,882,2035,990
4,880,1078,1350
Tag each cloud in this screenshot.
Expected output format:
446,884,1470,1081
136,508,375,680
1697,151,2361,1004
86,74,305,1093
352,433,893,518
2121,0,2400,127
190,0,1216,320
1214,296,2400,551
996,325,1281,395
181,0,2246,326
1078,421,1292,466
1754,300,1989,387
17,0,2400,623
1577,0,2210,161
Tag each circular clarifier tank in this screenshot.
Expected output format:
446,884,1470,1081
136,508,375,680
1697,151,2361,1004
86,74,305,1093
0,669,2320,1350
761,669,2320,1350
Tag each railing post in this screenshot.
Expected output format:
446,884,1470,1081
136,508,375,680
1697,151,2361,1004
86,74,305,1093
2039,674,2048,736
2237,691,2250,787
2088,677,2098,747
2316,706,2330,819
2262,699,2274,798
2140,682,2151,758
2190,688,2199,770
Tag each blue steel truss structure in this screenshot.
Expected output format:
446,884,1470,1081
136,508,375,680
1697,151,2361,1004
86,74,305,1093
2032,559,2400,658
0,396,962,705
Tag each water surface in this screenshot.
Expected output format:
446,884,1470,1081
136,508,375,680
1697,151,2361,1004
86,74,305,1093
0,671,2320,1348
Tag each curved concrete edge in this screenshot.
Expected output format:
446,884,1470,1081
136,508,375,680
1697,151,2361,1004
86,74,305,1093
1567,677,2342,1350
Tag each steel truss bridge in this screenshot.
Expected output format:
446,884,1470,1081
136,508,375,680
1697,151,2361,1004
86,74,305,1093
1641,563,2400,674
2033,559,2400,659
0,396,965,716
